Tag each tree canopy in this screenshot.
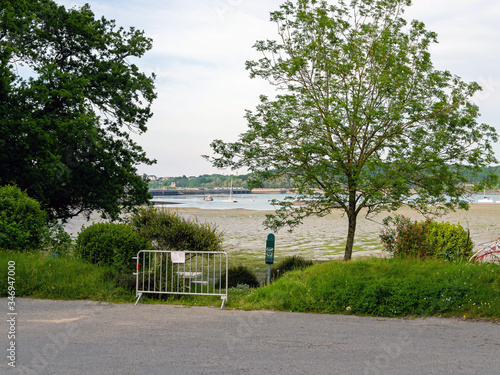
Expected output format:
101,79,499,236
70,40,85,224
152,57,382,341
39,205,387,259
207,0,498,260
0,0,156,221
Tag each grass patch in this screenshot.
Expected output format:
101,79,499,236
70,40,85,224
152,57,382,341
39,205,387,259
232,258,500,319
0,250,135,302
227,251,269,284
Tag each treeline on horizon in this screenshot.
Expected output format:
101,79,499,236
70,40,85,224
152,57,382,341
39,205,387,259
147,173,294,189
148,166,500,190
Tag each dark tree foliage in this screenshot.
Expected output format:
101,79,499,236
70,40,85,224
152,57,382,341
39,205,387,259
0,0,156,221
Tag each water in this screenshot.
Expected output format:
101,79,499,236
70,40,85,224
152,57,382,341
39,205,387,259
474,193,500,204
151,193,295,210
151,193,500,210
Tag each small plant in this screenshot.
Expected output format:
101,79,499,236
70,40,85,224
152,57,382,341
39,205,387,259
0,185,49,252
42,221,73,257
130,207,223,251
271,255,313,281
75,222,151,271
220,265,260,288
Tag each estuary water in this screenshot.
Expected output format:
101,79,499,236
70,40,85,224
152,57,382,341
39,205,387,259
151,193,292,210
151,192,500,210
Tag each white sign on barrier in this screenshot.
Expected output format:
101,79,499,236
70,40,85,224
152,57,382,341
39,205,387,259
171,251,185,264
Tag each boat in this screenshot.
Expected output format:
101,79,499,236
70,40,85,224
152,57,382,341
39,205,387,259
202,196,213,201
223,179,237,203
477,190,493,203
478,196,493,203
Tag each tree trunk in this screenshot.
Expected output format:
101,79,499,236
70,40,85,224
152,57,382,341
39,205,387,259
344,210,357,261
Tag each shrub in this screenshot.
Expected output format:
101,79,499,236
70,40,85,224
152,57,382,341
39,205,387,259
271,255,314,281
130,207,223,251
427,221,473,261
220,265,260,288
75,222,151,271
42,221,73,257
380,215,473,261
379,215,433,259
0,185,48,251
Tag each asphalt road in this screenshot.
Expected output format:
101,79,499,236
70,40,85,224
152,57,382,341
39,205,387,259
3,298,500,375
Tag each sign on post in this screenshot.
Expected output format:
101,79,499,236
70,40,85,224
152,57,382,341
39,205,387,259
265,234,275,264
265,233,275,285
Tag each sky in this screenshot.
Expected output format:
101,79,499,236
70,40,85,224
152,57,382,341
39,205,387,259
56,0,500,177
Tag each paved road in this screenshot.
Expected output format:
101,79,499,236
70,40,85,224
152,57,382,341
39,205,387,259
3,299,500,375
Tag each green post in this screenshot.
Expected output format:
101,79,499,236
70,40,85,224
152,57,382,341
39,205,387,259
265,234,275,285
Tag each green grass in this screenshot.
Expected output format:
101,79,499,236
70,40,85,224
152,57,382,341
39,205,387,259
2,250,499,320
0,250,135,302
231,258,500,319
227,251,270,284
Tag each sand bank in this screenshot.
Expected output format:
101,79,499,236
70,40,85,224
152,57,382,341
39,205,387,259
173,205,500,261
65,204,500,261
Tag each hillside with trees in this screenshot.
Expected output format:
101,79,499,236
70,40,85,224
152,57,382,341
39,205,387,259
148,166,500,190
147,173,295,189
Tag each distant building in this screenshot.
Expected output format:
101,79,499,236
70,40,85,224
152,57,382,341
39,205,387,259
147,175,158,181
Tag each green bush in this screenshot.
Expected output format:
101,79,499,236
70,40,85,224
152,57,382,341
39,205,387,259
0,185,48,251
380,215,473,261
379,215,433,258
130,207,223,251
427,221,473,261
271,255,314,281
75,222,151,271
220,265,260,288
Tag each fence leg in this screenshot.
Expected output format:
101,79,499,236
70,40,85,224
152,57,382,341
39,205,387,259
221,296,227,309
134,293,144,306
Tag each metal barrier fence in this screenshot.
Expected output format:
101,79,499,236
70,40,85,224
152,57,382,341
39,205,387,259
133,250,228,308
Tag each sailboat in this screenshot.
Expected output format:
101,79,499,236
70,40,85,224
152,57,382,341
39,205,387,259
223,178,237,203
477,189,493,203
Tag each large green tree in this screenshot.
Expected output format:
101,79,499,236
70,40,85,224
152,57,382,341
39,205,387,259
207,0,498,260
0,0,156,221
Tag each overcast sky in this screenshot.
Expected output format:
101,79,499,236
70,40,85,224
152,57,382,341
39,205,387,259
56,0,500,177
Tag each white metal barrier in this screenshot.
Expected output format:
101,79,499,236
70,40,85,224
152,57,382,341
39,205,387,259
133,250,228,308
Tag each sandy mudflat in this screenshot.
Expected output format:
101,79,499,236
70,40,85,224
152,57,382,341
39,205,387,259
173,204,500,260
66,204,500,261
